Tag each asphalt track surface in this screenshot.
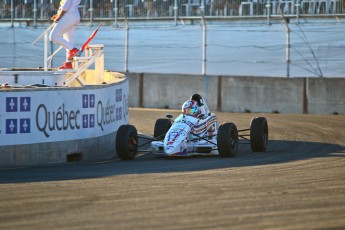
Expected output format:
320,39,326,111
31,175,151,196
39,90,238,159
1,108,345,229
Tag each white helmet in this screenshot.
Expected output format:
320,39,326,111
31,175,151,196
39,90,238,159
182,100,199,117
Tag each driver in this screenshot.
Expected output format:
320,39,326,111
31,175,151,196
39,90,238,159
190,93,210,119
182,100,200,117
182,94,210,119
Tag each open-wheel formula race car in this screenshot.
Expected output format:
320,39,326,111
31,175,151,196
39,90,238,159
115,111,269,160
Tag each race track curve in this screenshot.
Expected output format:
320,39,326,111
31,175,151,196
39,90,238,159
0,108,344,230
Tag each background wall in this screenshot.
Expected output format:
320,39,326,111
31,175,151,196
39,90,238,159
126,73,345,115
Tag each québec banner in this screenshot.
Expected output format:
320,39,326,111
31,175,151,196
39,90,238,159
0,82,129,146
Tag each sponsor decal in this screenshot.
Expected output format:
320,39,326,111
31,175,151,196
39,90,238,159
90,94,95,108
20,118,30,133
36,103,81,138
122,94,128,122
82,94,95,108
90,114,95,128
6,97,18,112
116,89,122,102
82,114,89,128
82,114,95,129
20,97,31,112
116,107,122,121
5,97,31,134
96,100,116,131
1,83,128,145
6,119,17,134
82,94,89,108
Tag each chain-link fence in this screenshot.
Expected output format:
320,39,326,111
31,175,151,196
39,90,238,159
1,19,345,77
1,0,345,22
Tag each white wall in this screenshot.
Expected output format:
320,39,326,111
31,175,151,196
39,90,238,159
0,79,129,167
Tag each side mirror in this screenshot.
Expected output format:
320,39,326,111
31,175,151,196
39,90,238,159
166,114,173,119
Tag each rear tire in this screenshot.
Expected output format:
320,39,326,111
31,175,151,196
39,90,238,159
250,117,268,152
154,118,172,140
217,123,238,157
116,125,138,160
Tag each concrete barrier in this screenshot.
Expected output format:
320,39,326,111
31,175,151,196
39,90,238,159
126,73,345,115
0,71,128,167
0,132,116,166
308,78,345,115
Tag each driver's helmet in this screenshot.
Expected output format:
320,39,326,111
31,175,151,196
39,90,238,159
190,93,204,106
182,100,199,117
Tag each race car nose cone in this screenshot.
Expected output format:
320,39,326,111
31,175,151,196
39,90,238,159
164,140,188,156
164,145,178,155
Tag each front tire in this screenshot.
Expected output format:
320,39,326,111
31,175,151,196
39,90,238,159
250,117,268,152
153,118,172,140
217,123,238,157
116,125,138,160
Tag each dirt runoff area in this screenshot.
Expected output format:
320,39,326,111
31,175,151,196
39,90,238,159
0,108,344,230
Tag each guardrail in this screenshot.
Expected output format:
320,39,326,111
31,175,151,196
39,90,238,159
1,0,345,27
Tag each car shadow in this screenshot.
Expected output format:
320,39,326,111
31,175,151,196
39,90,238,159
0,140,344,184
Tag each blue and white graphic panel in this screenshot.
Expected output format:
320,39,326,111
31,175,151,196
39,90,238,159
0,81,129,146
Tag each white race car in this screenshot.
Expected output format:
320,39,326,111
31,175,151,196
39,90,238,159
116,111,268,160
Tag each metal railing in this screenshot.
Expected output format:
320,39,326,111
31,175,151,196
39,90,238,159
1,0,344,25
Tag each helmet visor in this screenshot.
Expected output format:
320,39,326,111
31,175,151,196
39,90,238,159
184,106,198,116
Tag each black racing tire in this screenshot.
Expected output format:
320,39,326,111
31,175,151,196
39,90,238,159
153,118,172,140
217,123,238,157
250,117,268,152
116,125,138,160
